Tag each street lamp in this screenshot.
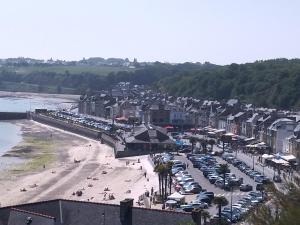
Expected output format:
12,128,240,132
230,186,233,223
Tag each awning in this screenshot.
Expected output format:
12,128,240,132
168,192,185,201
262,154,274,159
281,155,296,161
164,125,174,129
165,200,177,205
245,137,256,142
271,159,289,165
115,116,128,121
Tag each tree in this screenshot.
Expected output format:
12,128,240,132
213,196,229,225
200,139,208,154
166,161,174,195
220,135,232,154
218,164,230,189
247,183,300,225
154,163,172,204
192,208,203,225
154,164,165,200
208,139,216,152
201,211,210,225
190,137,197,154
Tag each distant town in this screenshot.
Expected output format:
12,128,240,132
78,81,300,163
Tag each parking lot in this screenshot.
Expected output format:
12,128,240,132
175,153,259,216
154,148,270,223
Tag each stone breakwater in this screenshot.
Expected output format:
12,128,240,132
0,112,29,120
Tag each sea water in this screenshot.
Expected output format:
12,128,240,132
0,122,24,170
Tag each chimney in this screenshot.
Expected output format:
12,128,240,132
120,198,133,225
191,209,202,225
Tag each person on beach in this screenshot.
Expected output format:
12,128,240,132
144,172,147,178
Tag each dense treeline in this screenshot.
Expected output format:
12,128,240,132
1,59,300,109
157,59,300,109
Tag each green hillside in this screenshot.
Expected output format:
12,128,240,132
1,59,300,109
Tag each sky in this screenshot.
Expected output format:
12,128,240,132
0,0,300,65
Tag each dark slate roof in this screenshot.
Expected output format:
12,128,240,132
125,124,175,144
0,199,193,225
8,208,55,225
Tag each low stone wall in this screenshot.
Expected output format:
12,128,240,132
0,112,29,120
116,149,152,158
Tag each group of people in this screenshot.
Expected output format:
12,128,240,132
103,192,115,200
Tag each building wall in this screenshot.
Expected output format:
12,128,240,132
275,125,296,153
218,119,226,130
150,109,170,125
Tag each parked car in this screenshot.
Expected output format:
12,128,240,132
184,185,202,194
180,204,194,212
240,184,253,192
190,202,208,209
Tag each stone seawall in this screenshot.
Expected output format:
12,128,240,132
0,112,29,120
31,114,101,140
31,113,151,158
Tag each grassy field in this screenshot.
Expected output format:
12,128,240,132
4,65,135,76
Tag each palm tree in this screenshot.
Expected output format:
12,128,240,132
163,167,168,200
213,196,229,225
166,161,173,195
208,139,216,152
190,137,197,154
192,208,203,225
154,164,165,200
201,211,210,225
218,163,230,189
220,135,232,154
200,139,208,154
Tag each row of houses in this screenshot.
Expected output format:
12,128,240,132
78,83,300,159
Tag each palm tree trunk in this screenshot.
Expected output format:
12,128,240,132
199,211,202,225
169,175,172,195
192,142,195,154
159,174,162,198
218,204,222,225
161,174,164,201
164,173,168,199
223,173,226,190
222,141,225,154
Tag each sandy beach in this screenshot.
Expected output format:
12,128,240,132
0,120,158,208
0,91,79,101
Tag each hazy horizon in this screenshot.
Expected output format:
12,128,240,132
1,0,300,65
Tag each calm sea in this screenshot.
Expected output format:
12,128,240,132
0,95,76,170
0,96,72,112
0,122,24,170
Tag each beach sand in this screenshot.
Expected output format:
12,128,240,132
0,91,79,101
0,120,158,208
